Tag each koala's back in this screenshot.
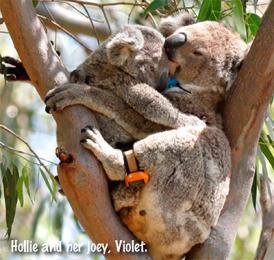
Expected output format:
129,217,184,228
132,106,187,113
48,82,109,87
71,25,167,146
113,124,230,258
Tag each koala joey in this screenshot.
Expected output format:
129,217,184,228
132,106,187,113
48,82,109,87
45,13,195,147
45,14,249,259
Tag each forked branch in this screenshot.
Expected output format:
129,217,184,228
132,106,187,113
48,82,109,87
187,1,274,258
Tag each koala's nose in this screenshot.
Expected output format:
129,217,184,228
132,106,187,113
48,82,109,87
164,32,187,59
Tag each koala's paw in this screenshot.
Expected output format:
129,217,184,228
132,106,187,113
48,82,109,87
70,69,92,85
80,125,110,160
45,83,83,113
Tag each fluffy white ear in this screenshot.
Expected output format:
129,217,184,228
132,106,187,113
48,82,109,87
158,12,195,37
106,26,144,66
232,41,252,71
225,41,252,91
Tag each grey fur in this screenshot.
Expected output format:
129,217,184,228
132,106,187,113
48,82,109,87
45,16,249,259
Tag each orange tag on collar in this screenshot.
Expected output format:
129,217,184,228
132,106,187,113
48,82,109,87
125,171,149,188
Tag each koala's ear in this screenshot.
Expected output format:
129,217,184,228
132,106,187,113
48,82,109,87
158,12,195,37
106,27,144,66
226,42,252,91
232,42,252,72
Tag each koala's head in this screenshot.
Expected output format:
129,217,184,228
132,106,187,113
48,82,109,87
160,18,249,101
106,25,168,88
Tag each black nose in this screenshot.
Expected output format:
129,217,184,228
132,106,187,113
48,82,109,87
164,32,187,59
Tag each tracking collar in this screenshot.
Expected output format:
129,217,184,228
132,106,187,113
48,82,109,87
123,150,149,187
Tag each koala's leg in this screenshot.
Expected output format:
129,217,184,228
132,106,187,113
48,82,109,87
116,83,203,128
80,125,126,181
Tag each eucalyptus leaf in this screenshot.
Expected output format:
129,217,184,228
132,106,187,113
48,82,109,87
265,116,274,141
16,175,24,207
251,163,258,211
197,0,221,21
246,13,261,37
32,1,39,7
40,168,56,201
22,166,33,203
53,200,66,239
31,197,47,239
257,148,272,199
259,137,274,170
2,165,19,238
231,0,247,40
144,0,168,16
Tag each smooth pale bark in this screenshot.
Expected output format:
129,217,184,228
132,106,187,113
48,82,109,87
255,177,274,260
36,2,111,41
0,1,141,259
186,1,274,259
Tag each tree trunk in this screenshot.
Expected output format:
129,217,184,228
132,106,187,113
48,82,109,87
186,1,274,258
0,1,141,259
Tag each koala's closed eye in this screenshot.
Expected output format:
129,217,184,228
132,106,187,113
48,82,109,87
193,50,203,56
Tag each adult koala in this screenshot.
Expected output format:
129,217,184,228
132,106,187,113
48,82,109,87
45,15,249,259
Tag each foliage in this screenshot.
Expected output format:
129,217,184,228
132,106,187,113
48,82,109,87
0,149,56,238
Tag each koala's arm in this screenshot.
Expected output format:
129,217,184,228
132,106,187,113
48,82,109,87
45,83,165,139
81,126,127,181
117,83,203,128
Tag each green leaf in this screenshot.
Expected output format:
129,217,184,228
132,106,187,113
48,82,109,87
53,200,66,239
251,164,258,211
40,168,56,201
144,0,168,16
2,165,19,238
16,175,24,207
197,0,221,21
259,137,274,170
246,13,261,37
257,147,272,199
31,197,47,239
32,1,39,7
231,0,247,40
73,214,85,234
51,174,57,201
22,167,33,203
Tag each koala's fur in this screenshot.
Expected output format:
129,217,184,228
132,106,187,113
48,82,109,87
45,14,195,146
45,15,249,259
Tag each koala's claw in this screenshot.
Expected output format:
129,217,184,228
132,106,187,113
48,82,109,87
81,125,102,141
45,83,88,114
45,95,68,113
55,147,74,163
80,125,107,157
81,125,96,133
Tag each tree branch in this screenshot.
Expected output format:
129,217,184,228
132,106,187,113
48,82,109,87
36,1,143,41
36,2,111,40
0,1,141,259
187,1,274,258
255,177,274,260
